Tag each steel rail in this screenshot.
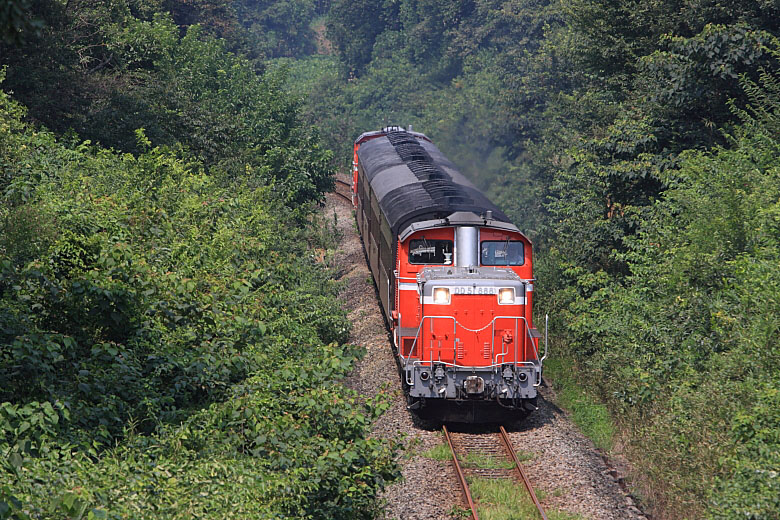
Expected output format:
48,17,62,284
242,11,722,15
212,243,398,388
443,425,479,520
330,178,353,204
331,190,353,204
499,425,548,520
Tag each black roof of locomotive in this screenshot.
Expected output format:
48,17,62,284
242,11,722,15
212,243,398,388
356,131,512,237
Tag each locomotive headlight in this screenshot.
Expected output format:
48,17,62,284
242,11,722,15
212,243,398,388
498,288,515,304
433,287,450,304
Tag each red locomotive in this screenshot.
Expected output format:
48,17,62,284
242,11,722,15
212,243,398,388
352,127,547,422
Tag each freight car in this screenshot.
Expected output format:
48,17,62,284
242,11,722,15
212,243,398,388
351,127,547,422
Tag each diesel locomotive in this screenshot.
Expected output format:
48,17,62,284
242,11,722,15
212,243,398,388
352,127,547,422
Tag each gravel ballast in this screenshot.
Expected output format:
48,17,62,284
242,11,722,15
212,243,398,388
325,182,648,520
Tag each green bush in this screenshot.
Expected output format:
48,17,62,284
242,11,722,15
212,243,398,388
549,72,780,516
0,69,397,518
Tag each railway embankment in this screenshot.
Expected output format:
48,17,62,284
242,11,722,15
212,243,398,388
326,175,648,520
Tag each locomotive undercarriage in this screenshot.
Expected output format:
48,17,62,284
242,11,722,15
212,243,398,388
403,363,541,422
408,397,537,423
405,363,540,400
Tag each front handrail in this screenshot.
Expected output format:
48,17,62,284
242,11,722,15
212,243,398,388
492,316,541,366
400,314,545,386
402,315,455,385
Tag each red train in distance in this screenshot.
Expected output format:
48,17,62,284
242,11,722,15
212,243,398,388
352,126,547,422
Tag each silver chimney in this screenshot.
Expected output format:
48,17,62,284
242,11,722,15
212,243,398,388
455,227,479,267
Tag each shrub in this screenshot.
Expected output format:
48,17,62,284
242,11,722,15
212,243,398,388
0,69,396,518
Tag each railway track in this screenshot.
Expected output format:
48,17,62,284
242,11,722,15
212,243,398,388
443,425,548,520
331,178,353,204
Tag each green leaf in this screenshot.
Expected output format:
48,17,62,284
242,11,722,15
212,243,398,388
8,452,23,470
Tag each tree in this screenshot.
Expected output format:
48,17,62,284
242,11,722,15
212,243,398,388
326,0,388,75
0,0,42,44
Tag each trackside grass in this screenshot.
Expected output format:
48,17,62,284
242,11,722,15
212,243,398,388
543,357,615,452
469,477,583,520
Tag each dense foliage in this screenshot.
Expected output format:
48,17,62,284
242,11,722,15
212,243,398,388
0,0,41,44
288,0,780,517
0,0,332,201
0,2,397,518
0,78,396,519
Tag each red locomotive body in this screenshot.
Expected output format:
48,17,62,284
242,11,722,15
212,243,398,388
352,127,547,422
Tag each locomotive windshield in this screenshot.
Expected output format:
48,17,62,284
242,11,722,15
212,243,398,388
481,240,524,266
408,239,453,265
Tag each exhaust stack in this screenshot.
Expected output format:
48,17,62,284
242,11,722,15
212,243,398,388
456,227,478,267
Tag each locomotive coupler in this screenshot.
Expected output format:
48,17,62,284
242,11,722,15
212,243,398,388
502,364,515,382
433,363,446,383
464,375,485,395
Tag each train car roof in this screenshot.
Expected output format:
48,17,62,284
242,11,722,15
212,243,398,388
355,126,431,145
356,130,516,238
